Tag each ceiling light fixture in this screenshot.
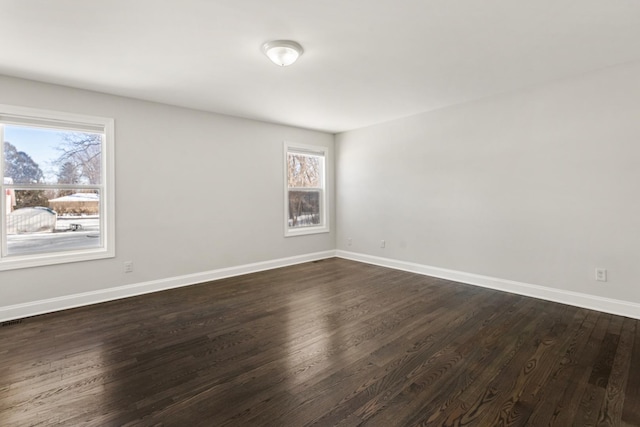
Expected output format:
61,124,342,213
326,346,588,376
262,40,304,67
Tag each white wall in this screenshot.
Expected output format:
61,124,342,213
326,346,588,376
336,61,640,306
4,60,640,319
0,75,335,311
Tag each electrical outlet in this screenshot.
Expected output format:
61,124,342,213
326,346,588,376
595,268,607,282
124,261,134,273
347,238,352,246
380,240,386,248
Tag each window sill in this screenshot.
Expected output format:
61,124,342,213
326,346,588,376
0,247,114,271
284,225,330,237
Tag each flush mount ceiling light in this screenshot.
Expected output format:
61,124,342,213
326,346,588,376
262,40,304,66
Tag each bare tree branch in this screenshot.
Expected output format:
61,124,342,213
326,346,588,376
55,132,102,184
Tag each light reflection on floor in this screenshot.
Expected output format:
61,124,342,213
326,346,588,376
0,332,109,425
284,284,348,391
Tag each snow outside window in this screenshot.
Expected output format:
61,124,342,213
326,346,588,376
284,142,329,237
0,105,115,270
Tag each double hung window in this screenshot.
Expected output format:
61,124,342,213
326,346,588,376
284,142,329,236
0,105,114,270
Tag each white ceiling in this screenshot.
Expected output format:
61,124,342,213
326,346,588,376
1,0,640,133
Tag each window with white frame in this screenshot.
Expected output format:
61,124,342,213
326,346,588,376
0,105,114,270
284,142,329,236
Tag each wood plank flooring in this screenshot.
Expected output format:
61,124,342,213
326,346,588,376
1,258,639,426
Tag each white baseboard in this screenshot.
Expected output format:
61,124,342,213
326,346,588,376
4,249,638,323
0,250,337,322
336,250,640,320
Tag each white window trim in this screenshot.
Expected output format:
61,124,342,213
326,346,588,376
0,104,115,271
284,141,330,237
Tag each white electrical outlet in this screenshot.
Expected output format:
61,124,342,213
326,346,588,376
124,261,134,273
380,240,386,248
347,238,352,246
595,268,607,282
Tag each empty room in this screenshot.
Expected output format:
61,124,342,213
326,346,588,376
1,1,640,426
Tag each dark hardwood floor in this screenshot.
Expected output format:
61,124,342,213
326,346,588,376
1,258,639,426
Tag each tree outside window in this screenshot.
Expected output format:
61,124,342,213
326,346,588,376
284,143,328,236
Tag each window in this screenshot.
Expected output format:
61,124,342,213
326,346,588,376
0,104,114,270
284,142,329,236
